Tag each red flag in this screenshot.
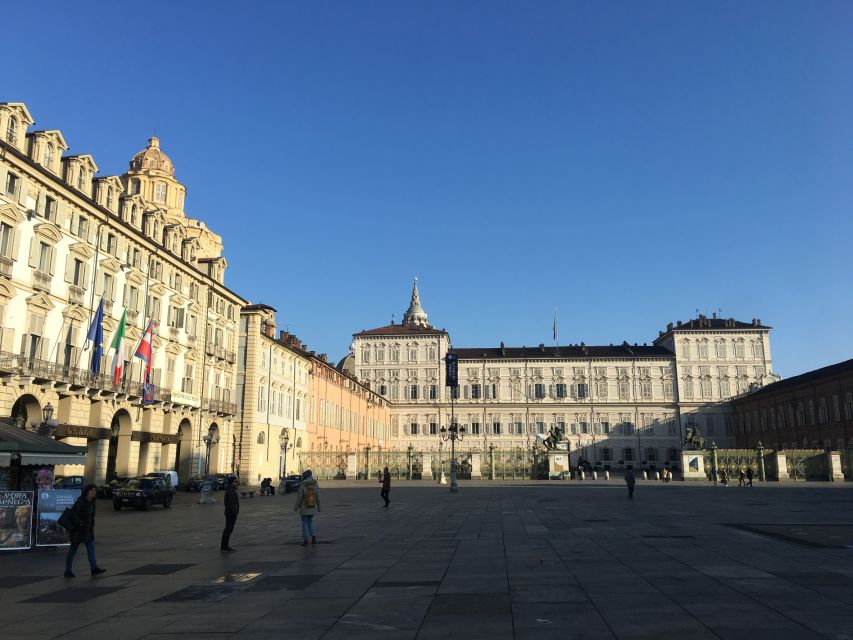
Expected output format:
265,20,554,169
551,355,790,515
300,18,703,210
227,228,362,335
134,319,154,376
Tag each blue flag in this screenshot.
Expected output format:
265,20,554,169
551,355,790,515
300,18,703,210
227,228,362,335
85,298,105,376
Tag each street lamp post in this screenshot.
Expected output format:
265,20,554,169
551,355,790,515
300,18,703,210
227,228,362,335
365,444,372,481
202,426,220,475
406,443,414,479
38,402,58,437
439,422,465,492
280,429,291,483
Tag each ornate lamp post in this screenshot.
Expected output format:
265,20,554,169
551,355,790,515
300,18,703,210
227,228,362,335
279,429,291,482
365,444,372,481
39,402,58,437
202,426,220,474
756,440,766,481
406,443,414,479
488,442,496,480
439,422,466,492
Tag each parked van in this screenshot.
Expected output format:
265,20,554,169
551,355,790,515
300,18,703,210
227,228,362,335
148,470,179,494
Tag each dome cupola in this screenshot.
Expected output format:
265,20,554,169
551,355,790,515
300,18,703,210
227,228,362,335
129,136,175,176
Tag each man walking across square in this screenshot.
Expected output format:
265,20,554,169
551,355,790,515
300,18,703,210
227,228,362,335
221,475,239,553
380,466,391,507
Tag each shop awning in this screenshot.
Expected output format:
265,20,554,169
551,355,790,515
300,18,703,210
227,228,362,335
18,452,87,466
0,452,10,466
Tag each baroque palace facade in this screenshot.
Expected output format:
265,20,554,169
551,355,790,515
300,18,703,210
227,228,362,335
0,100,384,486
346,281,778,470
0,102,244,484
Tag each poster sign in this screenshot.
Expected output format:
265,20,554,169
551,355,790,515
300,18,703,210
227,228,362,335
0,491,34,550
142,383,156,405
445,353,459,388
36,490,77,547
688,456,699,472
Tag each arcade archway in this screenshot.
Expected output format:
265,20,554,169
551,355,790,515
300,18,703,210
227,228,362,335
10,394,42,429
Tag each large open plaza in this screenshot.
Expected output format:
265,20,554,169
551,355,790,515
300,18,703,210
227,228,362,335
1,481,852,640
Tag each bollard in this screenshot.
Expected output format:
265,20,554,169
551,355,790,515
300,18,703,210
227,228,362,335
592,470,598,480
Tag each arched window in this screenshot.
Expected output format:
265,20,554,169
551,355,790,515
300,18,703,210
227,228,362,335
106,187,114,210
155,182,167,203
6,116,17,144
76,167,85,190
44,142,54,168
131,205,138,226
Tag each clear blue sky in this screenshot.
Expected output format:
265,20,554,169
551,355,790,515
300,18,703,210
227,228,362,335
5,1,852,377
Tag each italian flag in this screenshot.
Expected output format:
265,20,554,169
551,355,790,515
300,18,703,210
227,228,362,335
110,309,128,385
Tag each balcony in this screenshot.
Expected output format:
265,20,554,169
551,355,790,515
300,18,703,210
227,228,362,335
126,309,139,326
0,256,12,279
103,299,113,316
186,334,197,347
205,343,216,357
68,285,85,306
33,270,52,292
168,326,179,341
202,398,238,416
225,349,236,364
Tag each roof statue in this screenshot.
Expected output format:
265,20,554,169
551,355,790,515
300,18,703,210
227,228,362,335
402,277,430,328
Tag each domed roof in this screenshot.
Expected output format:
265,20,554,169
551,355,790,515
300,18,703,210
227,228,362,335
129,136,175,176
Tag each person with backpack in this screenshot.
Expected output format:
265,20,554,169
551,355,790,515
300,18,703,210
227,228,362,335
380,466,391,508
64,484,106,577
293,469,321,545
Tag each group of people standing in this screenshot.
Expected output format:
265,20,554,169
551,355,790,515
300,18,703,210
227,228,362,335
710,466,753,487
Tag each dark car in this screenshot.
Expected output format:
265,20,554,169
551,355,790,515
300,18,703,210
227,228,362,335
97,477,126,498
54,475,84,490
112,477,173,510
283,474,301,493
184,474,218,492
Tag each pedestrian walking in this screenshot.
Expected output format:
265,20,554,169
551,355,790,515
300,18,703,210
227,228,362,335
738,468,746,487
720,468,729,486
624,468,636,500
380,466,391,507
64,484,106,578
294,469,321,545
746,466,754,487
220,475,239,553
711,467,718,486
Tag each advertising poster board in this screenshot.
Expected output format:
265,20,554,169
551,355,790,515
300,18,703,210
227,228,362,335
0,491,34,550
36,490,77,546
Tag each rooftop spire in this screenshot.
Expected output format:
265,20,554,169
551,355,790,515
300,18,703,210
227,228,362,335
402,277,430,327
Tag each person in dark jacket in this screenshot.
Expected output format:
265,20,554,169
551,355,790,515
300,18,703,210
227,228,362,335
624,468,636,500
64,484,106,577
746,466,754,486
380,467,391,507
220,476,239,552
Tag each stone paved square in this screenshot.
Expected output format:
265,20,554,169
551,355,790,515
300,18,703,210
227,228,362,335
1,481,852,639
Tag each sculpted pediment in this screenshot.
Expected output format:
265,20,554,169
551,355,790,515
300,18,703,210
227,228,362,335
68,242,94,259
100,258,121,274
33,223,63,243
0,203,24,224
26,292,55,311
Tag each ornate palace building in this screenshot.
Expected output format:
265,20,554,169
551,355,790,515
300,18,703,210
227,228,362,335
346,280,778,470
0,102,244,484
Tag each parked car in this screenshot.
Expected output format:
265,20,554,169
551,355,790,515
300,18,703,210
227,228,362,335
184,474,218,492
553,471,571,480
112,476,173,510
146,471,178,494
54,475,84,490
282,474,301,493
97,477,126,498
213,473,233,490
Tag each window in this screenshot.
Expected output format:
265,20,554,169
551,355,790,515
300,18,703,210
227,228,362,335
76,168,85,190
6,116,17,144
470,384,481,400
698,341,708,359
71,258,85,286
734,340,745,359
44,142,54,168
536,421,545,434
576,383,589,398
409,385,419,400
618,380,629,400
0,222,13,258
361,348,370,364
663,379,673,399
429,385,437,400
602,448,612,461
429,422,437,435
408,347,417,361
720,378,730,397
683,378,693,398
182,364,194,394
681,341,691,359
601,421,610,434
102,273,114,301
624,447,634,462
470,421,480,435
75,215,88,238
716,341,726,358
5,172,19,197
390,346,400,362
533,383,546,399
37,242,51,272
646,448,657,462
640,379,652,399
753,341,764,360
701,379,712,398
130,179,140,195
492,421,501,435
154,182,167,203
833,395,841,421
106,188,114,210
43,196,56,222
450,386,459,400
597,379,608,398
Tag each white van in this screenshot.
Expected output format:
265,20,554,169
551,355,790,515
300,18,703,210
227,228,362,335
148,470,179,494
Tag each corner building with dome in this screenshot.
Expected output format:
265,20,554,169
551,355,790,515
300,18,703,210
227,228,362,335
0,102,245,485
346,280,778,473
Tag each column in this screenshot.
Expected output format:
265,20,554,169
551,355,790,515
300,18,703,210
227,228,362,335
86,439,109,485
161,443,177,472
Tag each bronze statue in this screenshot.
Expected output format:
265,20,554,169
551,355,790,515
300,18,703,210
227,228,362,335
543,424,566,451
683,425,706,451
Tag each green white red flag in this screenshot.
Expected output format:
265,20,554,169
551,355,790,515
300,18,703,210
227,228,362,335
109,309,127,385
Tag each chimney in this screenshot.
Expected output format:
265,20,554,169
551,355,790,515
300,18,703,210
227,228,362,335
757,318,761,325
539,343,545,352
752,318,757,326
712,312,717,319
676,320,682,327
667,322,673,331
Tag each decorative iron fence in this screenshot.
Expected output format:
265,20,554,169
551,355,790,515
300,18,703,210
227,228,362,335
784,449,828,481
714,449,760,480
483,449,535,480
841,449,853,480
297,451,349,480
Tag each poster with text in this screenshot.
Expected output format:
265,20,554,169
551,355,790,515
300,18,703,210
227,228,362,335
0,491,34,550
36,490,77,546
